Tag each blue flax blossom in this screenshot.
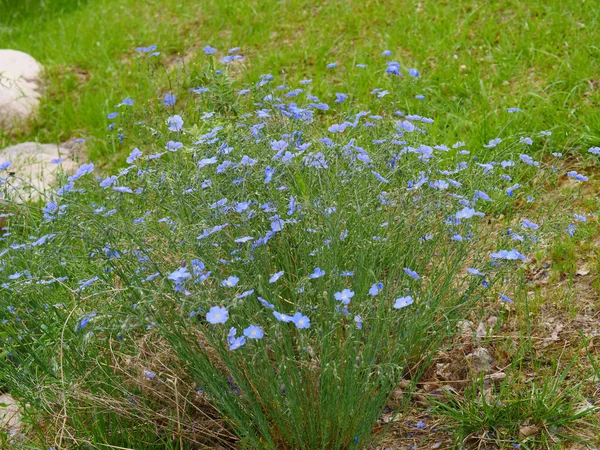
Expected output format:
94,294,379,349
166,141,183,151
334,289,354,305
163,93,176,106
403,268,420,279
490,249,527,261
126,148,142,163
273,311,293,322
522,219,539,230
78,276,99,291
394,296,414,309
135,45,157,53
467,268,485,276
369,282,383,296
408,68,420,77
243,325,264,339
119,97,134,106
269,271,284,283
68,163,95,182
354,315,363,329
167,115,183,132
206,306,228,324
499,293,513,303
292,312,310,329
228,328,246,350
75,312,97,331
335,93,348,103
203,45,217,55
567,171,588,181
309,267,325,279
456,207,485,219
221,276,239,287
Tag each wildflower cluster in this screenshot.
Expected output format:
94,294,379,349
0,45,592,449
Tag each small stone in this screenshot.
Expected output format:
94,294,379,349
0,49,43,128
0,142,78,202
0,393,21,437
468,347,494,373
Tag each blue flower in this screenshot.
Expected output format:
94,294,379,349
567,171,588,181
135,45,158,53
68,163,95,182
354,315,363,329
206,306,228,324
522,219,539,230
408,68,420,77
229,334,246,351
167,115,183,132
165,141,183,151
107,112,119,119
269,270,284,283
163,93,176,106
271,219,284,232
221,276,239,287
394,296,414,309
292,312,310,329
467,268,485,276
334,289,354,305
168,267,191,284
490,249,527,260
403,268,420,280
273,311,293,322
381,50,392,56
203,45,217,55
520,137,533,146
309,267,325,279
456,207,485,220
474,190,492,201
119,97,134,106
264,166,274,184
243,325,264,339
327,62,337,68
499,293,513,303
126,148,143,163
335,93,348,103
369,282,383,296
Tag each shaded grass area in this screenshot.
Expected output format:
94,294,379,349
1,0,600,163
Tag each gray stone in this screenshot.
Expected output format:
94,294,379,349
0,393,21,437
0,49,43,128
0,142,78,201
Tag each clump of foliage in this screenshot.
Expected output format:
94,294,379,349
0,46,594,449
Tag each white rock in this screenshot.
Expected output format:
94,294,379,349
0,393,21,437
0,49,43,128
0,142,78,201
467,347,494,373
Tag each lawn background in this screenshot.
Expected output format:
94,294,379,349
1,0,599,163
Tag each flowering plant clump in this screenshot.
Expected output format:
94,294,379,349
0,46,591,449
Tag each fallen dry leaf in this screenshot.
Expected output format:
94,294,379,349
519,424,540,438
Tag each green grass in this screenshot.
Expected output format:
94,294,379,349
1,0,600,163
1,1,599,448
